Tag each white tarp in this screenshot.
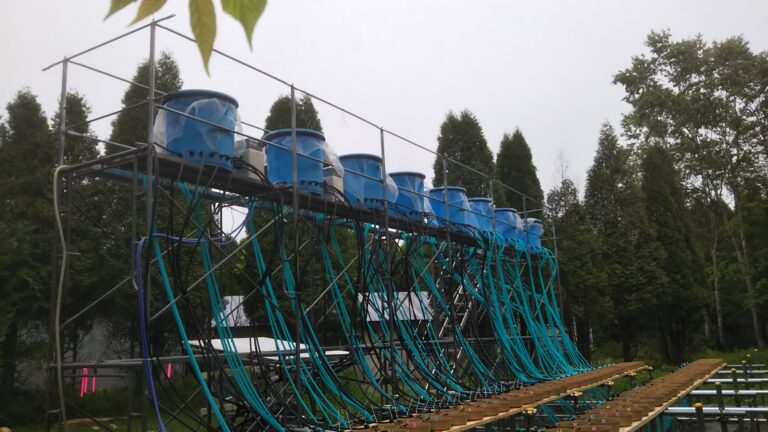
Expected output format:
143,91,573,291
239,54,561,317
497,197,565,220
211,295,251,328
357,291,433,322
191,336,349,360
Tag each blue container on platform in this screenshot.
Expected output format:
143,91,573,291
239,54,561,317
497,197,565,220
468,197,494,233
525,218,544,249
339,154,398,208
428,186,477,228
161,89,239,171
390,172,427,220
494,208,520,243
263,128,326,195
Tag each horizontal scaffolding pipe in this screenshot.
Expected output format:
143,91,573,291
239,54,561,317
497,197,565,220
666,407,768,415
690,390,768,396
50,335,516,369
716,369,768,374
707,378,768,383
672,417,768,423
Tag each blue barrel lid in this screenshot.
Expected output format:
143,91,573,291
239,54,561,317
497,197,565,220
468,197,492,203
263,128,325,141
162,89,239,108
494,207,518,213
339,153,382,162
429,186,467,193
390,171,426,179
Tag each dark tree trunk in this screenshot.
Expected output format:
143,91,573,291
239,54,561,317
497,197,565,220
0,320,19,402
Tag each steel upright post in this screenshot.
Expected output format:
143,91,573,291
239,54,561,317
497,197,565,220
49,56,69,431
290,85,303,420
57,59,68,166
550,213,565,322
145,19,157,233
380,127,397,396
441,156,458,366
141,20,157,432
522,196,528,246
489,178,495,233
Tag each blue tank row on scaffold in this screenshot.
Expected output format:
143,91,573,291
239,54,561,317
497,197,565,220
154,90,545,248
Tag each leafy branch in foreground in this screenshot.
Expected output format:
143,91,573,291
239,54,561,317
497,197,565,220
105,0,267,73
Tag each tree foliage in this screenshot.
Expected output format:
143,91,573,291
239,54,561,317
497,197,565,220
496,129,544,211
615,30,768,347
106,0,267,72
640,145,705,362
547,178,608,360
264,94,323,133
108,51,183,153
584,123,666,360
432,110,495,197
0,90,54,401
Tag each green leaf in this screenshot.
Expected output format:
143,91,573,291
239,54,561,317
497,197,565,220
130,0,167,24
190,0,217,73
221,0,267,49
105,0,136,19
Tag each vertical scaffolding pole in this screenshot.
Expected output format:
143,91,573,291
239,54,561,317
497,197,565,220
50,56,69,431
441,156,458,368
379,127,397,396
141,20,157,432
290,85,303,420
550,215,565,322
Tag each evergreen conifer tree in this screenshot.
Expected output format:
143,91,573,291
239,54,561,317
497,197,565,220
547,179,608,360
584,123,665,360
496,128,543,211
108,52,183,153
0,90,54,402
432,110,495,197
640,145,705,362
264,94,323,132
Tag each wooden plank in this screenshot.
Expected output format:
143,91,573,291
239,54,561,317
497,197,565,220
446,364,649,432
619,362,725,432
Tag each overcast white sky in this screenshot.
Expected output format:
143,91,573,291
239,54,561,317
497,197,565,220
2,0,767,196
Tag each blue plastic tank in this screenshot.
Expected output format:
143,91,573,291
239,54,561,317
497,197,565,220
493,208,520,243
263,128,326,195
525,218,544,249
161,89,239,171
428,186,477,228
468,197,494,232
338,154,398,208
390,172,427,220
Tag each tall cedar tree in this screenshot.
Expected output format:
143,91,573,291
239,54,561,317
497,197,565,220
584,123,665,360
0,90,54,402
497,129,544,211
432,110,495,197
640,145,705,362
108,52,183,153
264,95,323,132
547,179,608,359
615,31,768,347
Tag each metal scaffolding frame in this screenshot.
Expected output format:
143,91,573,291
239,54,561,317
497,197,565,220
43,16,567,431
